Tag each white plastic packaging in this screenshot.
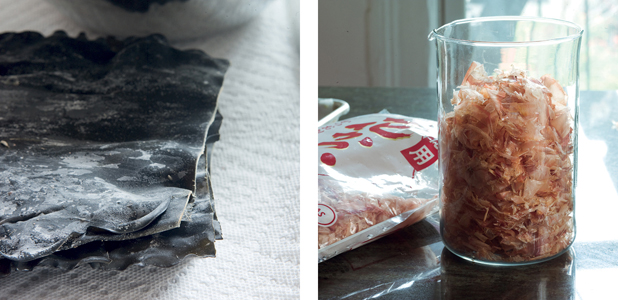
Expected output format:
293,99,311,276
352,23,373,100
318,112,439,262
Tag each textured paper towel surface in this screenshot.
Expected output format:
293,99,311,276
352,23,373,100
0,0,300,299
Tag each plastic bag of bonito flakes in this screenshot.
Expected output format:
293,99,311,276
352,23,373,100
318,112,439,262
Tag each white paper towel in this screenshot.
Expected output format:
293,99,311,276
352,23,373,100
0,0,300,299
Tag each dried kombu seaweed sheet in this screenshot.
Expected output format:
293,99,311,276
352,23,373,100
0,113,222,274
105,0,189,12
0,31,228,264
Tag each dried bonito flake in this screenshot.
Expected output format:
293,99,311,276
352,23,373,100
441,62,574,262
318,177,433,249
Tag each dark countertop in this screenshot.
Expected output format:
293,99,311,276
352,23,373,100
319,87,438,120
318,87,618,300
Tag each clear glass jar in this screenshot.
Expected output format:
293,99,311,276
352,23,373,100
428,17,583,265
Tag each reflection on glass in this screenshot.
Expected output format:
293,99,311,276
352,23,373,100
440,247,575,299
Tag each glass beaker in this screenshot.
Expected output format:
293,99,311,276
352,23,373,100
428,17,583,265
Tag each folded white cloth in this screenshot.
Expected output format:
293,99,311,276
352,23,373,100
0,0,300,299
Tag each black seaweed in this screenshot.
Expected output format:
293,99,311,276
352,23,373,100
0,31,228,272
104,0,189,13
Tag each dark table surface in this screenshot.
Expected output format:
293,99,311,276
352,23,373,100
318,87,618,300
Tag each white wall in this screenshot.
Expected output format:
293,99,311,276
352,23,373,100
319,0,443,88
318,0,371,87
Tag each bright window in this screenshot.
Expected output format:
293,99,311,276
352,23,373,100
465,0,618,90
